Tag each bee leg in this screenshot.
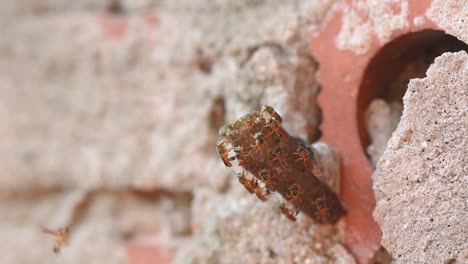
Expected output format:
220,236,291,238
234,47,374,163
241,182,255,194
238,172,256,194
254,185,268,202
53,246,60,255
279,204,297,221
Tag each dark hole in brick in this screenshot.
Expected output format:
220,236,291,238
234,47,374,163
444,258,456,264
106,0,125,14
371,246,392,263
209,97,226,131
196,47,214,74
307,100,323,143
357,30,468,164
267,248,277,258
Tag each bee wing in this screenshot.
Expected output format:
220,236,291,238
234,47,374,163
41,229,57,236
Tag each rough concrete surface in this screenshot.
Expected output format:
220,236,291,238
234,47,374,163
175,184,355,264
0,190,191,264
373,51,468,263
428,0,468,44
0,0,335,193
0,13,228,192
336,0,409,54
0,0,350,263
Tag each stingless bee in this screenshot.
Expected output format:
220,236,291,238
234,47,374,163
272,147,288,170
294,146,315,170
41,226,70,254
238,171,268,202
217,140,234,167
287,183,304,209
259,168,278,191
251,132,265,153
279,204,298,221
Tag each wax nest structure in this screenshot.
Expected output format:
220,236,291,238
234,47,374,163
216,106,345,224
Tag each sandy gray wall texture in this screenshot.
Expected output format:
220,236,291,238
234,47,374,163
0,0,466,263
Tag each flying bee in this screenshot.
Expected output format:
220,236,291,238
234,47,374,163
41,226,70,254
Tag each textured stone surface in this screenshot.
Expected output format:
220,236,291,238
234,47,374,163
175,185,355,264
428,0,468,44
0,0,331,194
0,13,229,192
373,51,468,263
0,190,190,264
0,0,348,263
